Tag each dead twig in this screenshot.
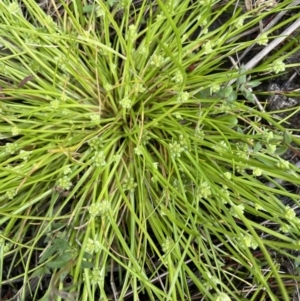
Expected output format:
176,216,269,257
237,0,300,61
227,16,300,87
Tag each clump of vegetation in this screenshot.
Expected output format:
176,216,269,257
0,0,300,300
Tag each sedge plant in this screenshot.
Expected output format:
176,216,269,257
0,0,300,300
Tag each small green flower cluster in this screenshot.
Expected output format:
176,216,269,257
284,205,296,220
254,203,263,211
111,153,121,163
63,165,72,175
236,142,249,160
224,172,232,180
5,142,18,154
169,135,189,158
204,271,221,290
257,33,269,46
195,128,205,140
266,144,276,154
29,60,40,72
171,70,184,84
172,178,187,193
50,99,60,110
12,127,20,136
216,102,234,114
213,140,229,154
230,204,245,218
276,157,290,170
118,0,130,9
149,54,165,68
235,143,251,174
5,163,25,176
127,24,138,41
0,62,9,75
8,2,21,15
252,167,262,176
89,137,104,150
88,200,110,218
119,96,132,109
177,91,190,104
54,55,68,72
57,176,72,190
141,130,151,145
272,60,285,74
236,163,246,174
169,141,184,158
44,15,58,29
235,16,246,29
133,82,146,94
197,181,212,199
202,40,213,54
162,236,174,254
86,268,104,285
19,150,31,161
134,145,143,156
260,129,277,154
90,114,100,124
199,0,215,5
5,189,16,200
95,5,105,17
137,45,148,57
0,232,12,252
92,151,106,167
166,0,180,11
122,177,137,192
152,162,159,170
262,129,274,142
217,184,231,205
238,233,258,250
85,238,101,255
156,13,165,22
104,82,113,91
280,224,291,233
210,82,220,95
173,113,183,120
215,292,231,301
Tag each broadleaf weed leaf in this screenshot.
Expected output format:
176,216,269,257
226,91,237,103
242,90,256,103
46,260,70,269
54,238,70,253
283,130,292,144
247,80,261,88
39,244,58,264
